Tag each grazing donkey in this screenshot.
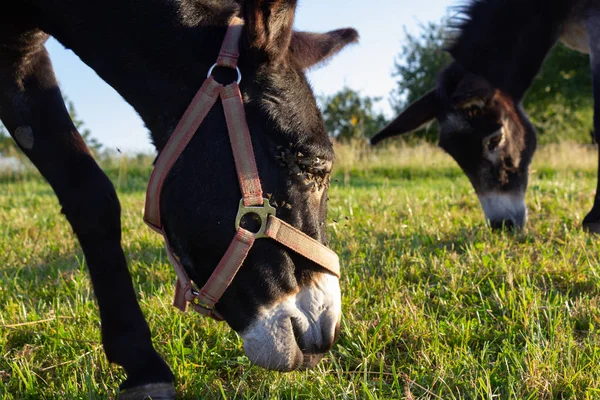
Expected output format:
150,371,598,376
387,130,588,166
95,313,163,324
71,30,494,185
372,0,600,233
0,0,357,398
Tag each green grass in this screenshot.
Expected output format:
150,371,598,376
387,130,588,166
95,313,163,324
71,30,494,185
1,142,600,399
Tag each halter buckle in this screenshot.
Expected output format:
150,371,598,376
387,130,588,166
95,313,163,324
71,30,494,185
189,288,215,311
235,198,276,239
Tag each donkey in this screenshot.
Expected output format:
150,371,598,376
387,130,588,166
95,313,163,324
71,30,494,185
0,0,357,398
371,0,600,233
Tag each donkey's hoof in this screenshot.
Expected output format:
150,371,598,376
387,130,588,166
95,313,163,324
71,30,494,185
583,221,600,235
117,383,176,400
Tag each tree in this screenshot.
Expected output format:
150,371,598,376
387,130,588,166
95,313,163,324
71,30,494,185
391,21,452,112
524,43,594,144
0,123,14,155
390,20,452,142
320,87,388,142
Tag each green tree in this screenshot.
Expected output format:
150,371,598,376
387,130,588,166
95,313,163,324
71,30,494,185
391,21,452,112
390,20,452,142
0,123,12,155
525,43,594,144
320,87,388,142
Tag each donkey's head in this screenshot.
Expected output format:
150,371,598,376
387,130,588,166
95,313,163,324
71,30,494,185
371,62,537,230
155,1,357,371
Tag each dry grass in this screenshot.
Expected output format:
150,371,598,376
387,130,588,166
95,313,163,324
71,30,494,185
333,140,597,172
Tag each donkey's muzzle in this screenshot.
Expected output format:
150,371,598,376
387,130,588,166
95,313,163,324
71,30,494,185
478,192,527,231
241,273,342,371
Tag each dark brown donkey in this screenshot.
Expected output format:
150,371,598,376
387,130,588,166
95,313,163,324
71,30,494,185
372,0,600,233
0,1,357,398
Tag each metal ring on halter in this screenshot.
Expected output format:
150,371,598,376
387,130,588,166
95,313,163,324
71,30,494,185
207,63,242,84
234,199,276,239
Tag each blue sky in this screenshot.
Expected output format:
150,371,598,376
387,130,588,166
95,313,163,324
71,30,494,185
46,0,455,153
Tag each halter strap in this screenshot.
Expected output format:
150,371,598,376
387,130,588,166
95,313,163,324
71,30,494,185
220,84,264,207
143,16,340,320
144,77,221,232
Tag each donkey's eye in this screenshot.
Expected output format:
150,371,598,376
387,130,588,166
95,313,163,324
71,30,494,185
487,134,502,152
309,157,333,174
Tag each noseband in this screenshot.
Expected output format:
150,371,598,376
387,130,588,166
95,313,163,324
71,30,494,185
144,17,340,320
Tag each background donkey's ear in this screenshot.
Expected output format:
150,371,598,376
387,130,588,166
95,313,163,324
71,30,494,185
242,0,298,61
450,74,494,110
370,90,438,145
289,29,359,70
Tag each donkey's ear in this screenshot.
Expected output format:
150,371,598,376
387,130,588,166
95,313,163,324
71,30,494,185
242,0,298,61
289,29,359,70
370,90,438,145
451,74,494,110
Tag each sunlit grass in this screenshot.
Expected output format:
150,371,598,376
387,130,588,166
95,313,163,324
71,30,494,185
1,142,599,398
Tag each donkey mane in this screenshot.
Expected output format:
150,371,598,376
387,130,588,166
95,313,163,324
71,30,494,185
447,0,574,100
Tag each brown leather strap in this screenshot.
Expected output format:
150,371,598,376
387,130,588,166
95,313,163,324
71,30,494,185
194,228,255,309
217,17,244,68
220,84,264,207
144,77,221,231
265,216,340,278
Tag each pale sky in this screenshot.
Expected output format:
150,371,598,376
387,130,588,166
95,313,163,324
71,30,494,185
45,0,455,153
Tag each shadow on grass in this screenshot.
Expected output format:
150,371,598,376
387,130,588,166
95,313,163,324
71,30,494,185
1,240,175,398
1,240,174,300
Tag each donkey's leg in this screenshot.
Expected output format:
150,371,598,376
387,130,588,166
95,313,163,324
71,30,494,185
0,30,174,394
583,16,600,234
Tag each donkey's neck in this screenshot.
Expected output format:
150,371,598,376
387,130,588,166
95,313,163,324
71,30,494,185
448,0,574,101
37,0,238,150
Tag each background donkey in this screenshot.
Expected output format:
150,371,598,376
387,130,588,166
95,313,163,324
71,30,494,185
0,0,356,398
371,0,600,233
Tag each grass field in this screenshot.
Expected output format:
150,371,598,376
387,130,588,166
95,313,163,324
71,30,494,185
1,142,600,399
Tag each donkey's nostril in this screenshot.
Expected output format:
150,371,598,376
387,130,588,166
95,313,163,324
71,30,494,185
490,219,516,231
290,316,337,354
332,320,341,344
318,329,336,353
290,317,307,352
